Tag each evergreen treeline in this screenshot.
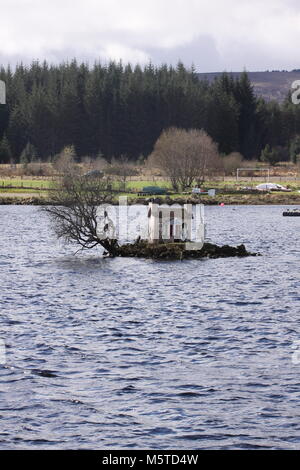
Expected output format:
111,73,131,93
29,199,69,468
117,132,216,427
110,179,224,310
0,60,299,163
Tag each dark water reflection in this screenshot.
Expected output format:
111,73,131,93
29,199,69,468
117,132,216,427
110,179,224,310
0,205,299,449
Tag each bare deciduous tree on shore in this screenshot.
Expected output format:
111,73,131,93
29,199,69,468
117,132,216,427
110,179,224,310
222,152,243,176
149,128,220,191
105,155,139,191
44,174,118,256
52,145,78,176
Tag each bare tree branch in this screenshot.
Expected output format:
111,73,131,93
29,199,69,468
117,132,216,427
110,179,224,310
43,173,118,256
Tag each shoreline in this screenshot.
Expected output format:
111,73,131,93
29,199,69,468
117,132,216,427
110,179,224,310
115,241,258,260
1,194,300,206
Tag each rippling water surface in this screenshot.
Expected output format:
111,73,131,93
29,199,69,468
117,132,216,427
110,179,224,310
0,205,299,449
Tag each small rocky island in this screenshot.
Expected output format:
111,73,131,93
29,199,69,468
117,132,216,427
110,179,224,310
104,202,258,260
114,240,257,260
45,189,258,260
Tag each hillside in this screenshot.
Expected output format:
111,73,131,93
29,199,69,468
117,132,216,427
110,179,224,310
198,70,300,103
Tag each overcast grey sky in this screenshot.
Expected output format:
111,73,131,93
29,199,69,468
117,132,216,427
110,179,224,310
0,0,299,71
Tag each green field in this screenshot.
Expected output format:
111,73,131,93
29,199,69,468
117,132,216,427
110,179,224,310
0,188,47,194
126,180,171,190
0,177,299,197
0,179,53,189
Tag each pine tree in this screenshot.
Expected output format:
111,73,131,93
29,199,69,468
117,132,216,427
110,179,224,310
289,135,300,163
20,141,38,165
0,135,12,163
233,71,258,158
0,61,298,165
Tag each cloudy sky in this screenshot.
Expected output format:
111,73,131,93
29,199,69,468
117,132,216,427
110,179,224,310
0,0,299,71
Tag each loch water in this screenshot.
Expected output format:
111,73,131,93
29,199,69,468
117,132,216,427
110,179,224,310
0,205,299,449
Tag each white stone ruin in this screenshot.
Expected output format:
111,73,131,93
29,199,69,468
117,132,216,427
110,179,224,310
147,202,205,249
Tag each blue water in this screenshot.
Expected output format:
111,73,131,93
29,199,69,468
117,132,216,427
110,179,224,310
0,205,299,449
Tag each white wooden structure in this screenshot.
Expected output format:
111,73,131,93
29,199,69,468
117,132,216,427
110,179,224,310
148,203,204,246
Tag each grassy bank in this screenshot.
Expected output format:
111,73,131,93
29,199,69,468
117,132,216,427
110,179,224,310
1,192,300,206
1,176,300,206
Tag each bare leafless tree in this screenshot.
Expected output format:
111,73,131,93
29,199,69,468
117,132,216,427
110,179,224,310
43,174,119,256
52,145,79,176
149,127,220,191
222,152,244,176
105,155,139,191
